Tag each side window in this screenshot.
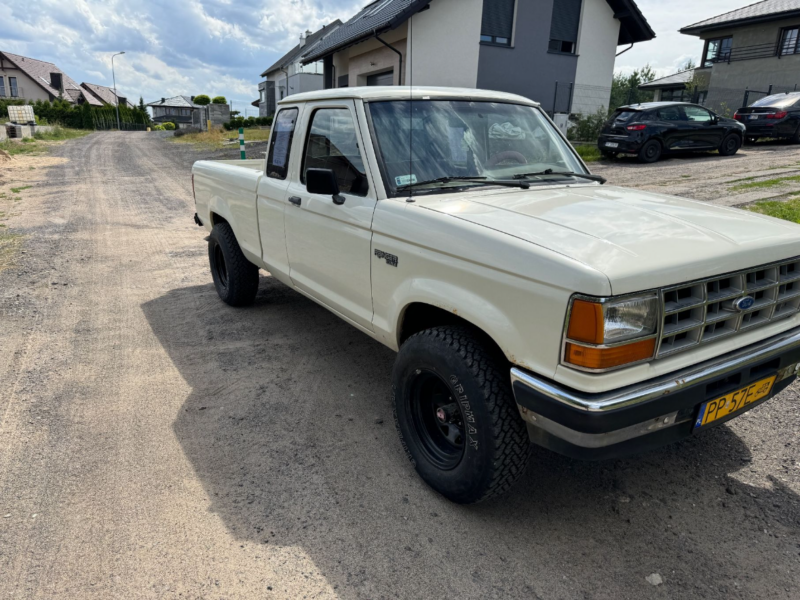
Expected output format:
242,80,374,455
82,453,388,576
684,106,713,123
267,108,298,180
302,108,368,196
657,107,682,121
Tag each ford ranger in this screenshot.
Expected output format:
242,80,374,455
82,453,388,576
191,87,800,504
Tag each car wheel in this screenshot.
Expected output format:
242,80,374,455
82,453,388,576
637,140,662,163
392,326,531,504
719,134,742,156
208,222,260,307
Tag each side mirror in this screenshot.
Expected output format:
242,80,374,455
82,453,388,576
306,168,339,195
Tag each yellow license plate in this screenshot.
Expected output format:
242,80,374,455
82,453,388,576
695,375,776,429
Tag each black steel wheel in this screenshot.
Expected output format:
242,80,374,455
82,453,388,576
637,139,662,163
719,134,741,156
392,326,531,504
208,222,259,307
408,370,466,471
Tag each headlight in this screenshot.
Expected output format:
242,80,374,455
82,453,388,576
563,293,660,371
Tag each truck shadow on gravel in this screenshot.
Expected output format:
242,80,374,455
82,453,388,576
143,278,800,599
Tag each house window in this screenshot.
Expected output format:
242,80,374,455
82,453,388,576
703,37,732,66
9,76,18,97
549,0,583,55
661,88,689,102
480,0,515,46
780,28,800,56
0,77,5,97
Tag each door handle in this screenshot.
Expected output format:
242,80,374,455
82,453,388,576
288,196,301,206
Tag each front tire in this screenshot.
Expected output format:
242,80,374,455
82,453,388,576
392,327,531,504
719,134,742,156
637,140,662,163
208,222,259,307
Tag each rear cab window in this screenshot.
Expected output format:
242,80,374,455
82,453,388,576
607,110,640,124
267,108,299,180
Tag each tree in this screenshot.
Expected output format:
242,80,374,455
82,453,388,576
138,96,146,111
193,94,211,105
609,64,657,112
680,58,697,71
211,96,227,104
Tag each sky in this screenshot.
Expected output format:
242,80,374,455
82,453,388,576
0,0,763,113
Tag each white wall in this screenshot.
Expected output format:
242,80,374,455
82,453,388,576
573,0,620,115
407,0,482,88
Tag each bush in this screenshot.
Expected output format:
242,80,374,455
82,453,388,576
212,96,227,104
222,121,232,131
152,125,166,131
193,95,211,106
162,122,176,131
567,108,609,142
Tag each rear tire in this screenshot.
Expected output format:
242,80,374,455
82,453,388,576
208,222,259,307
719,134,742,156
392,327,531,504
637,140,662,163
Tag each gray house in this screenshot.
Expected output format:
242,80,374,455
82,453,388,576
681,0,800,111
299,0,654,116
147,96,203,129
258,21,341,117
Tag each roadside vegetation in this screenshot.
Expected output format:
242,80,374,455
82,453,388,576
573,144,602,163
0,126,91,156
730,174,800,192
170,127,272,150
0,231,22,272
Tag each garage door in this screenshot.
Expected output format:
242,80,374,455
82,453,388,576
366,71,394,86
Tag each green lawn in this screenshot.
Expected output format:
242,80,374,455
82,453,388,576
573,144,603,163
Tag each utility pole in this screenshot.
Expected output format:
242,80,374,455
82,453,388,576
111,51,126,130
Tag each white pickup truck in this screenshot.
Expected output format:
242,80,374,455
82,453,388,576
192,87,800,504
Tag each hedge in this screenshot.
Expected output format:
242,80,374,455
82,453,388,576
222,115,273,130
1,97,150,130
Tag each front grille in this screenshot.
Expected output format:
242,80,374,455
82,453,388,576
658,258,800,358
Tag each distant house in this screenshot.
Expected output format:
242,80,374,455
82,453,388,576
638,69,706,103
0,51,102,106
298,0,655,116
81,82,135,108
258,20,342,117
680,0,800,111
146,96,203,129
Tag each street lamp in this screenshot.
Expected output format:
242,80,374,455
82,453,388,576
111,52,125,131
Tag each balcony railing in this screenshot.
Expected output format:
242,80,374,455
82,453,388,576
0,86,27,99
711,42,799,64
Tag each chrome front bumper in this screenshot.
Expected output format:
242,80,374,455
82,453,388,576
511,327,800,459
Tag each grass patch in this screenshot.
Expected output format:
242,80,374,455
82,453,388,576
170,128,272,150
10,186,31,194
0,232,22,272
730,174,800,192
748,197,800,222
573,144,602,163
0,126,90,156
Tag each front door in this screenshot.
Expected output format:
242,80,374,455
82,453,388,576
682,105,726,149
284,100,377,330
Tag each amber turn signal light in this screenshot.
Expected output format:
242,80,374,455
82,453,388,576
567,299,604,344
565,339,656,370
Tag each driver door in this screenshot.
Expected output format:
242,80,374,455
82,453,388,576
283,100,377,330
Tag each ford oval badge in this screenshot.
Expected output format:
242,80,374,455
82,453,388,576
734,296,755,312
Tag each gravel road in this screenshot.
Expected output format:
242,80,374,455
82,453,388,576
1,132,799,600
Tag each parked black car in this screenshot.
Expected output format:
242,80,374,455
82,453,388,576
734,92,800,143
597,101,746,163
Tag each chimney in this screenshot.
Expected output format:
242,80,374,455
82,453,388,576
161,97,165,103
299,32,306,48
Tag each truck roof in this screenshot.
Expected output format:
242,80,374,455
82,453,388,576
277,86,541,107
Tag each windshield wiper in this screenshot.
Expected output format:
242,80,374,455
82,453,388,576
512,169,607,184
397,176,530,192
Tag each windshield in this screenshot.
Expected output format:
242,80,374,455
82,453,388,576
367,100,587,195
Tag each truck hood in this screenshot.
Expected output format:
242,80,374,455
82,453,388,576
418,185,800,294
